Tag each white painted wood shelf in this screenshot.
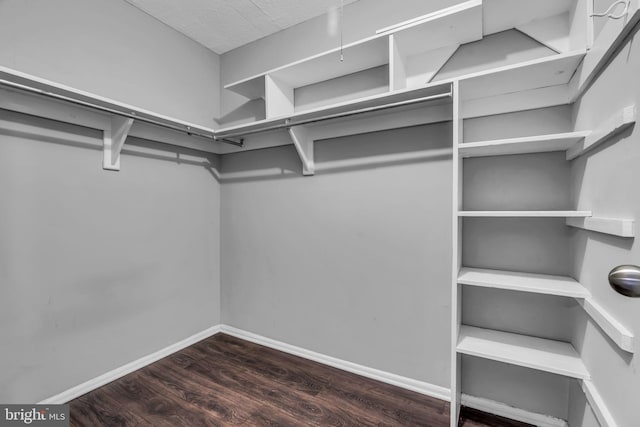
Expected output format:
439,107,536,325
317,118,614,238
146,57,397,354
457,267,635,354
458,210,592,218
458,268,589,298
457,325,590,379
459,131,590,158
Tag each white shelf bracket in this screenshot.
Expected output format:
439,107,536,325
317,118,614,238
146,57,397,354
566,217,635,238
103,116,134,171
578,297,635,353
581,379,620,427
288,125,315,176
567,105,636,160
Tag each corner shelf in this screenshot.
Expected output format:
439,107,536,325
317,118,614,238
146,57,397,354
459,131,591,158
458,268,589,298
458,210,592,217
457,325,590,379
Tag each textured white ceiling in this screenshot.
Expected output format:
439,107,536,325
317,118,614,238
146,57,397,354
125,0,358,54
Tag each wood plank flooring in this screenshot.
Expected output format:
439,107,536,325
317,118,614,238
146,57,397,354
70,334,532,426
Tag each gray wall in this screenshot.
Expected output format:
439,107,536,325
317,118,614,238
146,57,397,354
220,124,452,386
0,111,221,403
0,0,223,404
0,0,221,127
568,25,640,427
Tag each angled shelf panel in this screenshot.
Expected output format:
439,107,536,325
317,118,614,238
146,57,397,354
458,50,586,101
457,326,590,379
458,210,592,217
224,75,265,100
459,131,591,158
458,267,590,298
388,0,483,61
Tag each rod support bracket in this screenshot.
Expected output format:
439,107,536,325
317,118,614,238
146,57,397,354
288,125,315,176
103,116,134,171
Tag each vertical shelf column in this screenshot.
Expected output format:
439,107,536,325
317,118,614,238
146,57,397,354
450,80,463,427
265,74,294,119
389,34,407,92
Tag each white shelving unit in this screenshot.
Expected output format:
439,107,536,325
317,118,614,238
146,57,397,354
219,0,590,154
0,1,634,426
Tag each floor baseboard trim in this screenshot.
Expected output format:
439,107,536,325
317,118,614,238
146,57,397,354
219,324,451,402
38,325,223,404
461,394,569,427
37,324,569,427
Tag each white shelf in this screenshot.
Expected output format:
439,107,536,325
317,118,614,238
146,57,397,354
217,82,452,136
459,131,590,158
0,66,216,135
458,267,590,298
457,50,586,101
458,210,592,218
224,35,389,100
457,325,590,379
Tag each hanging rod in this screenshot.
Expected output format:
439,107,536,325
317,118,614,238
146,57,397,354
0,79,244,148
216,91,452,138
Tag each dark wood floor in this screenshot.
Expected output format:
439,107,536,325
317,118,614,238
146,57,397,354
70,334,532,426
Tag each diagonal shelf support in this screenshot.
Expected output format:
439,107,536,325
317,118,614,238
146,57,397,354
579,298,635,353
288,125,315,176
566,217,635,238
103,116,134,171
581,379,620,427
567,105,636,160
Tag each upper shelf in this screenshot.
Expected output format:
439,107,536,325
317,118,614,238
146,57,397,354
224,0,484,101
217,82,453,136
224,35,389,100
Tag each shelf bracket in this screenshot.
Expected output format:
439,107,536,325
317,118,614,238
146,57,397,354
288,125,315,176
103,116,134,171
567,105,636,160
566,217,635,238
578,297,635,353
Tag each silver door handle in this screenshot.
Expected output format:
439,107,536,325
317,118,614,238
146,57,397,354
609,265,640,297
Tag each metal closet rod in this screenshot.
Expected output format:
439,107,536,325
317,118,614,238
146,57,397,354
1,77,451,145
0,79,244,148
217,91,453,139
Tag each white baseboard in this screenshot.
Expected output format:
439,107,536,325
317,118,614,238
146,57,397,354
37,323,573,427
38,325,222,404
461,394,569,427
219,324,451,402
